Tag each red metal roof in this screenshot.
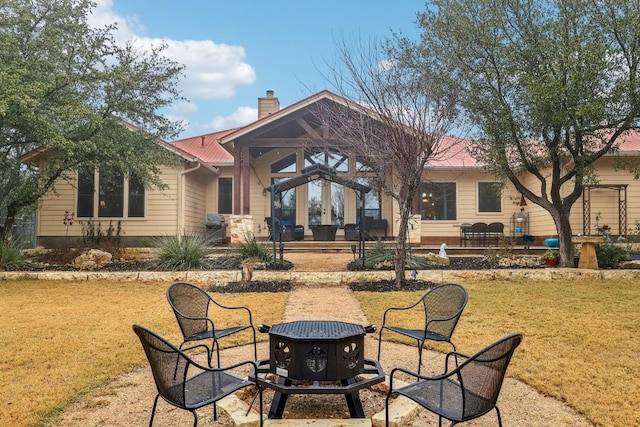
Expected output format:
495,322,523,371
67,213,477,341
170,129,237,164
617,131,640,152
170,89,640,168
425,135,478,168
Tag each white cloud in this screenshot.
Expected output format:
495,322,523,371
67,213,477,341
88,0,141,42
202,106,258,132
143,38,256,99
88,0,256,100
169,100,198,115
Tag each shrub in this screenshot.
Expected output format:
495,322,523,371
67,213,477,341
235,234,271,262
595,242,628,268
213,234,292,270
0,239,29,271
155,234,208,270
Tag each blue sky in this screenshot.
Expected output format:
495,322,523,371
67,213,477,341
91,0,424,139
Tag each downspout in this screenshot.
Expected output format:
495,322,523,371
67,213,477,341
177,163,201,237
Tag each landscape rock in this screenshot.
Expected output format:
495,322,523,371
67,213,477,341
498,255,542,268
617,260,640,269
425,252,450,266
73,249,112,271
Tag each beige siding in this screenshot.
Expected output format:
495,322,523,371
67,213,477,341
36,164,182,242
581,157,639,235
420,170,521,241
182,168,208,234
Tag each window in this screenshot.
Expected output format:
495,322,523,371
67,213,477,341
77,168,145,218
356,177,381,220
304,149,349,172
128,176,145,217
478,182,502,212
218,177,233,214
420,182,456,220
98,170,124,217
271,154,297,174
77,166,94,217
271,177,296,223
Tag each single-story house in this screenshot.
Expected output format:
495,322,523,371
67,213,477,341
29,90,640,248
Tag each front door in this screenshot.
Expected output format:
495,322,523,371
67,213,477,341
308,180,344,226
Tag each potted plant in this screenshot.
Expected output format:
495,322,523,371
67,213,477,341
543,248,559,266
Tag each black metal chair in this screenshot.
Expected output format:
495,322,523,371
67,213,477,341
459,223,473,247
377,283,468,375
487,222,504,246
471,222,488,246
265,217,293,242
133,324,263,427
385,333,523,427
167,282,257,368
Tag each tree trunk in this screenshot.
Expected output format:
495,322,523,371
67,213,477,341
0,208,17,241
554,212,575,267
394,204,410,288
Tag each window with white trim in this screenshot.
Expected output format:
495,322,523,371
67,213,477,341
77,167,145,218
419,182,457,220
478,182,502,213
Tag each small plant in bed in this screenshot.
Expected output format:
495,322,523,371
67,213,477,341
155,233,209,270
348,279,438,292
595,241,629,268
211,235,293,270
347,240,430,271
0,238,32,271
208,279,293,293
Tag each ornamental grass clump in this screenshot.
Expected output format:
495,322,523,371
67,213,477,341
155,234,208,270
348,239,428,270
0,239,29,271
213,234,293,270
235,234,271,262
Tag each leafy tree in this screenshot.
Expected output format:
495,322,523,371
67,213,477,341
318,36,461,287
411,0,640,266
0,0,184,238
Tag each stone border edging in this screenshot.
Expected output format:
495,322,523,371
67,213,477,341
2,268,640,283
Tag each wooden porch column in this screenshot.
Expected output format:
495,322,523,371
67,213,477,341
233,145,242,215
242,146,250,214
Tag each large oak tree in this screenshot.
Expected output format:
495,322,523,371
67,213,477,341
411,0,640,266
0,0,184,239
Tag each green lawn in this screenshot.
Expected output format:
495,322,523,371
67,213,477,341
354,279,640,427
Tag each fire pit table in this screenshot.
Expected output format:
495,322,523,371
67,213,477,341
251,320,384,419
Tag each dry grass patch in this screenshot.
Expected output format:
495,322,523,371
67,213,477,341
355,279,640,427
0,280,287,427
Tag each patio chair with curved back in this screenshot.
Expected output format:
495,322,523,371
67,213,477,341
377,283,468,375
471,222,488,246
133,324,263,427
385,333,523,427
167,282,257,368
487,222,505,246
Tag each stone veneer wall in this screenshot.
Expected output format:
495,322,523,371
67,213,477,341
229,215,254,246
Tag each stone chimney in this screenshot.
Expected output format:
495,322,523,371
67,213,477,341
258,90,279,119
